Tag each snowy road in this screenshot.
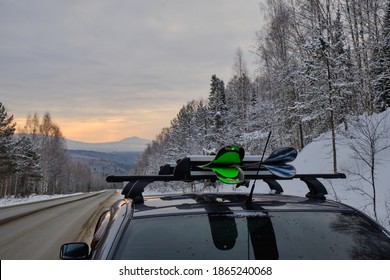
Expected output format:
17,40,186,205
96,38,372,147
0,190,117,260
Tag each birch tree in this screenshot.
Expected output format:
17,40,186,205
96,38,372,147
21,112,69,194
343,111,390,220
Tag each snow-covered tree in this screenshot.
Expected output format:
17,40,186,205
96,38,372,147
11,136,42,197
300,1,355,172
373,0,390,111
343,111,390,221
38,113,69,194
0,102,17,197
66,160,92,193
134,0,390,195
192,99,211,151
255,0,304,148
226,48,253,128
207,75,227,147
20,112,69,195
342,0,386,114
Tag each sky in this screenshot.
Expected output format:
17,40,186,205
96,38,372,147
0,0,266,143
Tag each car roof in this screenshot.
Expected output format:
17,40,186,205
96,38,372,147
132,192,353,218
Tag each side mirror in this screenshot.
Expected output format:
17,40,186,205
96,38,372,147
60,242,89,260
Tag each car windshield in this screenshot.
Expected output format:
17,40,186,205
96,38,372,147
113,211,390,260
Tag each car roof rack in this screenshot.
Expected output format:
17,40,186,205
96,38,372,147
106,153,346,204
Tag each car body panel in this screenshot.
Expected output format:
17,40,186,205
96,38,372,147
60,148,390,260
75,192,390,260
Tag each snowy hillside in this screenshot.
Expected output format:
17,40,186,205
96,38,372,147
268,110,390,230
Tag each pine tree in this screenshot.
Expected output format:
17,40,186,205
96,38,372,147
12,136,42,197
207,75,227,147
225,72,253,143
192,99,210,151
0,102,16,137
373,0,390,111
0,102,17,197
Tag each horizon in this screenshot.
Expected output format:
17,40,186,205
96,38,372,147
3,1,264,144
14,115,161,143
66,135,151,143
14,131,151,144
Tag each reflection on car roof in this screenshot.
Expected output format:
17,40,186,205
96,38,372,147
133,193,352,218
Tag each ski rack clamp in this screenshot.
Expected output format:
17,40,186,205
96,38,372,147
106,154,346,203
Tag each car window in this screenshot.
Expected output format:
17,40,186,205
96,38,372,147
270,212,390,259
113,212,390,260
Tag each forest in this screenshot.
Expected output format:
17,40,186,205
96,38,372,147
134,0,390,178
0,108,108,198
2,0,390,198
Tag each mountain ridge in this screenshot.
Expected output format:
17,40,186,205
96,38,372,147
65,136,149,152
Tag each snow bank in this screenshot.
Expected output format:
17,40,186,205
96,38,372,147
277,111,390,230
0,193,83,207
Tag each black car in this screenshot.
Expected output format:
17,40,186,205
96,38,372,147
60,147,390,260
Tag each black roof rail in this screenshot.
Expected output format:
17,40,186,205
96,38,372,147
263,179,284,194
107,150,345,203
106,173,346,203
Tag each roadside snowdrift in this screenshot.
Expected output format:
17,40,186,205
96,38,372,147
276,110,390,230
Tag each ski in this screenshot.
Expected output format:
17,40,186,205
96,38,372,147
198,145,297,184
260,146,297,178
198,145,245,184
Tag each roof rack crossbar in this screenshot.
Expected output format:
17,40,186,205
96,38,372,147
263,179,284,194
106,173,346,203
106,173,346,183
301,177,328,200
122,180,154,203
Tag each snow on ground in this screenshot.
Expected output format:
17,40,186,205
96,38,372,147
269,112,390,230
0,193,84,207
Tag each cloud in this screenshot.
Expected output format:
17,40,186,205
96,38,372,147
1,0,265,142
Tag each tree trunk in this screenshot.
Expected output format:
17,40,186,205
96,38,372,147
371,154,378,220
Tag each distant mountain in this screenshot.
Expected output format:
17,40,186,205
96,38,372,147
67,150,141,175
65,136,149,153
13,134,148,174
